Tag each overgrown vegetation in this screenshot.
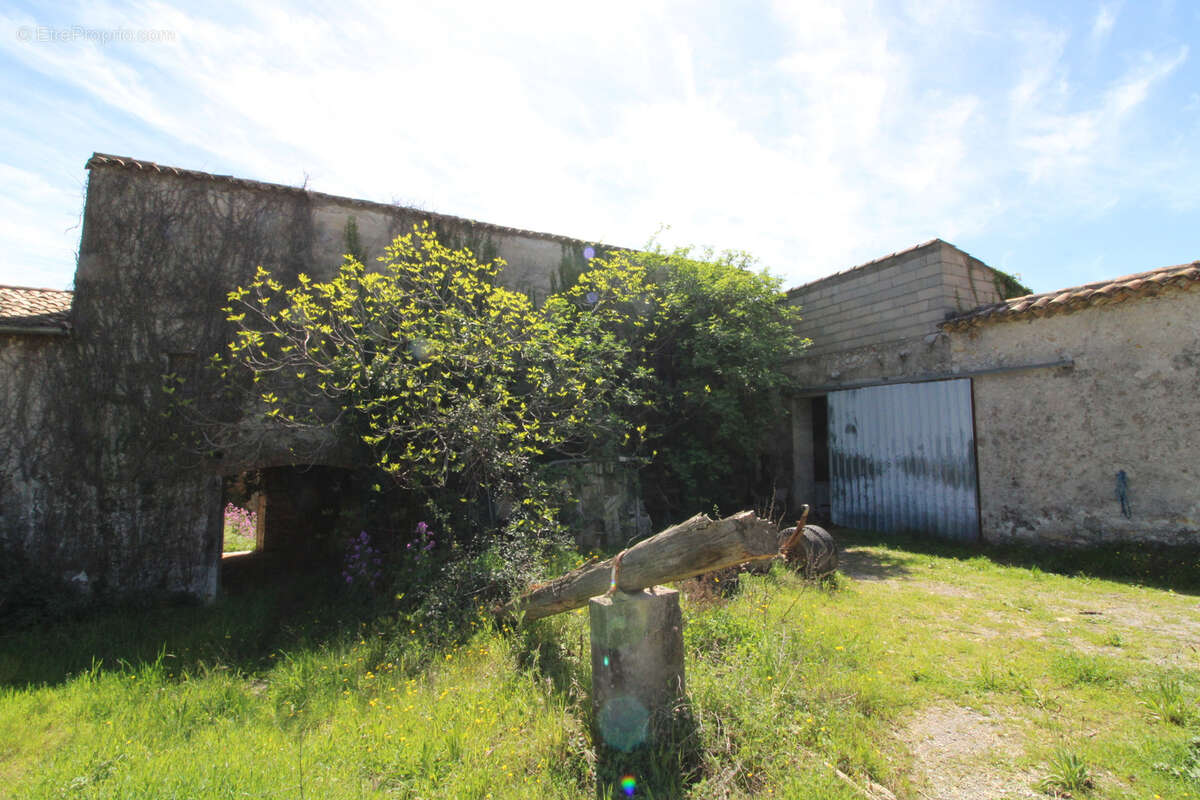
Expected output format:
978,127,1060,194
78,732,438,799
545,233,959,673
592,244,806,519
211,227,806,608
992,266,1033,299
1,536,1196,798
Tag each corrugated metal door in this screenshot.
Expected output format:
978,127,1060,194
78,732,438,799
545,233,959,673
828,379,979,540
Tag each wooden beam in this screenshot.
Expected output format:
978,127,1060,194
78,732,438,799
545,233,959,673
506,511,784,622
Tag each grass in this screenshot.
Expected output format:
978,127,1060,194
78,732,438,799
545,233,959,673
222,503,258,553
1,532,1198,798
222,530,257,552
1037,749,1093,796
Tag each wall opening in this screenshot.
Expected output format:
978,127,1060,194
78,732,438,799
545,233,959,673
220,470,263,557
811,395,831,518
219,465,352,593
257,465,351,563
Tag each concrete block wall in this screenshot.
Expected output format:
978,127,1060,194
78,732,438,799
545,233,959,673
940,248,1006,316
787,240,1004,360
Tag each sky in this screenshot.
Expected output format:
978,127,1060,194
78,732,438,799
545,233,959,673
0,0,1197,295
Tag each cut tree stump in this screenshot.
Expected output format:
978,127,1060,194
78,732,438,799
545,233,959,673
505,510,784,622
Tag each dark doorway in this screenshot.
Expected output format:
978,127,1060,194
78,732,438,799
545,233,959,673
810,395,832,519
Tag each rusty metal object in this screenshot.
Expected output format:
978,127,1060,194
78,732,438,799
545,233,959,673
781,505,838,579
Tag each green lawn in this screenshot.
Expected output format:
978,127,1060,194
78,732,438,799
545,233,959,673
1,533,1197,798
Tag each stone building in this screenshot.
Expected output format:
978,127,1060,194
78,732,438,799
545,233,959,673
784,239,1016,540
785,245,1200,547
0,154,644,603
1,153,1196,604
943,263,1200,546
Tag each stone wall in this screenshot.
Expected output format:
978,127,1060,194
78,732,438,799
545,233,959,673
0,334,69,568
0,155,598,601
951,288,1200,545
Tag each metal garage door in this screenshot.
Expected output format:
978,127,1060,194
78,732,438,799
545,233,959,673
828,379,979,541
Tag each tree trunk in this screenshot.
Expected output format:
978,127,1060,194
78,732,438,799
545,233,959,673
506,510,783,622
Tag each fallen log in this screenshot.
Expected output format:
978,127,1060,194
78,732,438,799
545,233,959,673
506,511,783,622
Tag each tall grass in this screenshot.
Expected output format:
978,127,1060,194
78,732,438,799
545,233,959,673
2,536,1198,799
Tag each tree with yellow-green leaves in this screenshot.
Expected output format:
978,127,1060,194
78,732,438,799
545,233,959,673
215,223,807,558
218,222,650,539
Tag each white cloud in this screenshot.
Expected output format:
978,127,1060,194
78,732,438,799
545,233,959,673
0,0,1196,290
1011,42,1188,192
1091,2,1119,45
0,164,82,287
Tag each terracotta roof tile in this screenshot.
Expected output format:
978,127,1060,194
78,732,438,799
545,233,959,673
0,285,73,332
941,261,1200,331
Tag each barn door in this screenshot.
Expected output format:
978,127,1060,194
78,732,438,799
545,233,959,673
828,379,979,540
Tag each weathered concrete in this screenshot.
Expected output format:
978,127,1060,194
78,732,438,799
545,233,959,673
786,240,1003,360
0,154,607,602
783,240,1007,516
951,287,1200,545
589,586,685,752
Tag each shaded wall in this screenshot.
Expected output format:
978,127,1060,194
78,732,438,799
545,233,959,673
1,158,597,601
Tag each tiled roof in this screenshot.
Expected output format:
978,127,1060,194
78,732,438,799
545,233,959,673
0,286,73,332
87,153,611,250
942,261,1200,331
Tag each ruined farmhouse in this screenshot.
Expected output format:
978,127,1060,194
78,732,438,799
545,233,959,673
1,154,1197,602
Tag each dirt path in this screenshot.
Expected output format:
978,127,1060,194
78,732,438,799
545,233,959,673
837,543,1200,800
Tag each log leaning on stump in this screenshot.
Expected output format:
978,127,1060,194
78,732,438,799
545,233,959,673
506,510,787,622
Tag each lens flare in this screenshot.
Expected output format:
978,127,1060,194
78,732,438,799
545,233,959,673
597,695,649,751
583,246,596,260
620,774,637,796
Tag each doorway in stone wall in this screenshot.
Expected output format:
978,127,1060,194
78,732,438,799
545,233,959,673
811,395,831,517
218,465,353,593
252,465,351,562
220,471,263,556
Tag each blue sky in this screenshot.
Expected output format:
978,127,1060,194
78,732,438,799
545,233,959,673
1,0,1197,294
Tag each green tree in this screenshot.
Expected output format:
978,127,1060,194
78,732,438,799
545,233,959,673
218,225,807,556
578,245,809,519
218,223,645,540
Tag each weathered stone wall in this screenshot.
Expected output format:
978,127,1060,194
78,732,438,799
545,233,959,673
1,157,599,601
952,288,1200,545
555,461,652,551
0,334,67,564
